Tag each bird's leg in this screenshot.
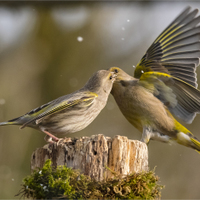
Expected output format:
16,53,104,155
41,129,59,142
141,127,152,144
40,127,72,144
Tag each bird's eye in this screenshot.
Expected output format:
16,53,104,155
109,75,113,80
114,69,118,73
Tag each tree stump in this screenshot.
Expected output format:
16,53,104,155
31,134,148,181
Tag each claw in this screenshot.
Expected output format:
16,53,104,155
55,137,72,147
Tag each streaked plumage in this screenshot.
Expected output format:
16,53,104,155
110,7,200,152
0,70,116,142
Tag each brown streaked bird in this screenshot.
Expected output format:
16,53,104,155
109,6,200,152
0,70,116,142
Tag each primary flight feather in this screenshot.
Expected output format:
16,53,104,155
110,7,200,153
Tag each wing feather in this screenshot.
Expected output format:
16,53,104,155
20,92,98,129
140,72,200,123
134,7,200,89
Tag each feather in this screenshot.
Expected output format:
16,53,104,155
20,92,97,129
134,7,200,88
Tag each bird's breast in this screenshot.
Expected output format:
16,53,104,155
38,99,105,136
112,84,175,133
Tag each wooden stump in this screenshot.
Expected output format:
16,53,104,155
31,134,148,181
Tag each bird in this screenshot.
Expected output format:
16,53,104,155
109,6,200,152
0,70,116,142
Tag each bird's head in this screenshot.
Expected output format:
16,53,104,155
85,70,117,94
109,67,136,95
109,67,134,83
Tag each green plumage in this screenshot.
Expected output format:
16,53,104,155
0,70,116,142
110,7,200,153
135,7,200,87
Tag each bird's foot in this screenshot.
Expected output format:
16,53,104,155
50,137,72,147
44,135,60,143
56,137,72,145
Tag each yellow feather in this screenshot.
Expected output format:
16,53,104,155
190,137,200,147
154,23,178,43
160,25,183,44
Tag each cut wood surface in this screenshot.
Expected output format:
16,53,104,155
31,134,148,181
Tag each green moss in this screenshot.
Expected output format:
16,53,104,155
16,159,163,199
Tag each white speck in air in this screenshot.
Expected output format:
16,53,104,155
77,36,83,42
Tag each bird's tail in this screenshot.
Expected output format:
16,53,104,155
0,121,12,126
176,131,200,153
190,137,200,154
0,117,23,126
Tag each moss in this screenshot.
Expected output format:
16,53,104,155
16,159,163,199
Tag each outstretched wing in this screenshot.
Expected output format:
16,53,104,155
134,6,200,88
139,72,200,123
20,91,98,129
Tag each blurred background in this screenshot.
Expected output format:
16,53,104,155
0,1,200,199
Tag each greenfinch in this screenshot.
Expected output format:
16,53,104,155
109,7,200,152
0,70,116,142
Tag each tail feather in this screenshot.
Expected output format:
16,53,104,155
195,150,200,154
0,116,24,126
0,121,16,126
190,137,200,151
177,131,200,152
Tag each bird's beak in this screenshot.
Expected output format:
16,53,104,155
110,72,117,82
112,73,117,78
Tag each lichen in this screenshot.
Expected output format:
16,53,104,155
16,159,163,199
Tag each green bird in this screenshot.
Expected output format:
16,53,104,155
0,70,116,142
109,6,200,152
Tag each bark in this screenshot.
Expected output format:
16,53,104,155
31,134,148,181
